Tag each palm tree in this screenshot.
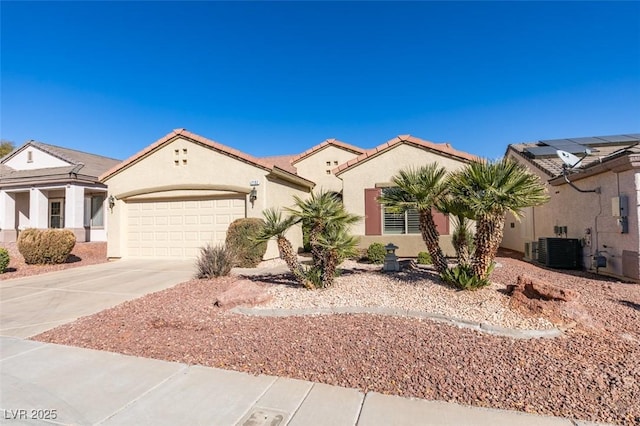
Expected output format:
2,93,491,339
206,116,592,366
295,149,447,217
254,208,312,289
378,164,449,273
287,190,359,286
448,158,549,278
437,196,475,266
314,224,359,288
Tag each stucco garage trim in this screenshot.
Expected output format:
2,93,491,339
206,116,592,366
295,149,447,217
115,184,251,200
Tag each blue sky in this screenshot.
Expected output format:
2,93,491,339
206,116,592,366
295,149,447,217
2,1,639,161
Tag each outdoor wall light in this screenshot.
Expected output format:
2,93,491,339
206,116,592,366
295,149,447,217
249,187,258,204
108,195,116,210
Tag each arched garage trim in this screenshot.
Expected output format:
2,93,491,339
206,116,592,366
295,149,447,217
115,184,251,200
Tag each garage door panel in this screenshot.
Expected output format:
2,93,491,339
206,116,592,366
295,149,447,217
127,197,245,259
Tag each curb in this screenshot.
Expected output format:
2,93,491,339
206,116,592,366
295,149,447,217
231,306,563,339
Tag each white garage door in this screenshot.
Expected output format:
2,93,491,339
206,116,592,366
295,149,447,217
127,197,245,258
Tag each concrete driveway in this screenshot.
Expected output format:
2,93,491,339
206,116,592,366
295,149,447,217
0,259,194,338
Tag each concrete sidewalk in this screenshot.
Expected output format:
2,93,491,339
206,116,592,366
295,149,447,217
0,337,607,426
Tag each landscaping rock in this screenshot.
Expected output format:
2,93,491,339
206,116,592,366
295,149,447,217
214,279,272,308
506,275,592,327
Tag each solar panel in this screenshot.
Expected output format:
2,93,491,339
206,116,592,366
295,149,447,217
524,146,561,157
591,134,640,144
566,137,604,145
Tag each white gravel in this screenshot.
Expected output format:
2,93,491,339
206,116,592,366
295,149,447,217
252,259,555,330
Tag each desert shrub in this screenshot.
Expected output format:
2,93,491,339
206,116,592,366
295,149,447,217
366,242,386,264
195,243,235,278
225,218,267,268
417,251,432,265
440,264,492,290
17,228,76,264
0,248,9,273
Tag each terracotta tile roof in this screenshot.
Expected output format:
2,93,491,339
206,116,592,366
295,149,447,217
290,138,364,164
333,135,479,175
100,129,275,181
507,133,640,178
260,154,298,174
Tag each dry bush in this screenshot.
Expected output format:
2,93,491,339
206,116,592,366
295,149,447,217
17,228,76,264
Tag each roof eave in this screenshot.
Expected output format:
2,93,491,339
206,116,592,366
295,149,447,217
548,153,640,186
268,166,315,189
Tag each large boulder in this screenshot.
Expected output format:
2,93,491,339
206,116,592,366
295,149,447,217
506,275,578,302
506,275,591,328
214,279,272,308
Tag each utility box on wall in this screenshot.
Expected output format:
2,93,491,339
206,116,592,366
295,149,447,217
612,196,629,217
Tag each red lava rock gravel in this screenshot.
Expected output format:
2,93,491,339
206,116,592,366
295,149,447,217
33,254,640,425
1,242,108,280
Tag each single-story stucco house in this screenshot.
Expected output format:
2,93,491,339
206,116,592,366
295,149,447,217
0,141,121,243
100,129,478,260
501,133,640,281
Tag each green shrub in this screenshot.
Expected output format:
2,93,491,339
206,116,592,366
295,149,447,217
17,228,76,264
366,242,386,264
0,248,9,273
440,264,492,290
196,243,235,278
417,251,432,265
225,218,267,268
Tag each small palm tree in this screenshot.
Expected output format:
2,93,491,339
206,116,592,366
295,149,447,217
378,164,449,273
437,196,475,266
448,159,549,278
254,208,312,289
287,190,360,287
314,224,359,288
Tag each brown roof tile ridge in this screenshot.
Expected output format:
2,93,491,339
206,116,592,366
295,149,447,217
334,135,478,175
99,129,182,181
177,129,272,170
291,138,364,164
401,135,479,162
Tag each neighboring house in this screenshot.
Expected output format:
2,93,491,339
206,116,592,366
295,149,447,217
502,133,640,280
0,141,121,243
100,129,477,260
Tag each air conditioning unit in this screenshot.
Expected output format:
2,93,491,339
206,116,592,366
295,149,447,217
537,238,581,269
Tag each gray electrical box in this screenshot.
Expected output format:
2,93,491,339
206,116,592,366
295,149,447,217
612,195,629,217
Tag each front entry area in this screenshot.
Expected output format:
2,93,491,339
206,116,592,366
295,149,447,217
126,197,246,258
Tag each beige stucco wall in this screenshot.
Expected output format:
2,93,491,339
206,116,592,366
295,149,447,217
5,146,70,170
338,143,469,254
294,145,359,193
103,136,309,259
359,235,456,257
501,151,640,279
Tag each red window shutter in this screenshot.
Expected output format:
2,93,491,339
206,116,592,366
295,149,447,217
364,188,382,235
432,208,450,235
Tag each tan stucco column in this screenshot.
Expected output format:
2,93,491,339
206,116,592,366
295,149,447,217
0,190,17,242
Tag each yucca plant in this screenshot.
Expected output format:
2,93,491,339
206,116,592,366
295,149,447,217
437,196,475,266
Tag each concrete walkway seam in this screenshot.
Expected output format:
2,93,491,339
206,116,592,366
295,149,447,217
95,365,190,425
231,306,563,339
